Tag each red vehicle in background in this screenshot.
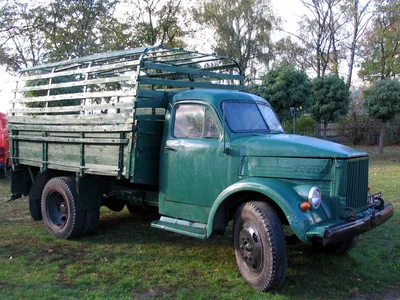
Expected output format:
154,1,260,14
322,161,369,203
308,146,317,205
0,112,10,178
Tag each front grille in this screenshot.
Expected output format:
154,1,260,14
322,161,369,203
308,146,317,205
345,158,369,212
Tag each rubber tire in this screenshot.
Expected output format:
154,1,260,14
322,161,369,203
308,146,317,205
41,177,85,239
29,172,50,221
312,235,359,256
127,205,159,221
80,208,100,236
233,201,287,292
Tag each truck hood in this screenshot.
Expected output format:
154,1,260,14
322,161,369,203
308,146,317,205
231,134,367,159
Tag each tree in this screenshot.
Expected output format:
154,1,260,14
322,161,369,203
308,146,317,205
295,0,347,78
274,37,315,71
343,0,373,88
193,0,276,81
124,0,188,48
43,0,124,61
0,1,47,72
248,63,313,122
359,0,400,82
0,0,132,72
311,75,350,139
364,78,400,154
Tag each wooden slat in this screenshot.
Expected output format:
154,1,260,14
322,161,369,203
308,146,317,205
10,89,136,104
11,135,128,144
136,99,166,109
143,62,244,81
20,47,154,72
137,90,167,99
8,113,133,125
201,63,241,73
152,54,210,64
9,101,134,114
20,60,139,81
139,77,243,90
135,114,165,121
15,75,134,93
9,124,132,132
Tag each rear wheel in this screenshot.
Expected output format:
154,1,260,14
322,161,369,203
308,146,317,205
80,208,100,236
233,201,287,292
41,177,85,239
29,172,50,221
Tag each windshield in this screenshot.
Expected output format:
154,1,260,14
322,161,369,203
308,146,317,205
223,101,284,133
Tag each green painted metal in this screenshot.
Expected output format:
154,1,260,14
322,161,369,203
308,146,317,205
205,178,329,241
158,100,227,223
142,61,244,81
139,77,244,91
76,175,104,210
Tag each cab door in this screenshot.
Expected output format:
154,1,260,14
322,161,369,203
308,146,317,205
159,102,227,223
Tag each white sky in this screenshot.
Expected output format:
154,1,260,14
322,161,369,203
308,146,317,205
0,0,350,113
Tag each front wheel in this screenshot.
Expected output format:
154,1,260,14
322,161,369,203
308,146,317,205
233,201,287,292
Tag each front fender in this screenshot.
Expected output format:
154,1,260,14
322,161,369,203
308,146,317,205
206,178,329,241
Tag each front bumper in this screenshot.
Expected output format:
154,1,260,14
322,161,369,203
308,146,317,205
322,203,394,246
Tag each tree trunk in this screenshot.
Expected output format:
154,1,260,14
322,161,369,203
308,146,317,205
315,122,321,138
323,120,327,140
346,0,359,89
379,122,386,155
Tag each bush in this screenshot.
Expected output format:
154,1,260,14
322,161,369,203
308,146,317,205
282,116,315,137
385,114,400,145
337,93,400,146
296,117,315,137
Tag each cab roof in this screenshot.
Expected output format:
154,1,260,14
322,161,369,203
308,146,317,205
172,89,270,107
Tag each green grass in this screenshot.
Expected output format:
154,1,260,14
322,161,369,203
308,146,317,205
0,146,399,299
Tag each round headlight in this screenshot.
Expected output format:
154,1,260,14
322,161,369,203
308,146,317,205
308,186,321,209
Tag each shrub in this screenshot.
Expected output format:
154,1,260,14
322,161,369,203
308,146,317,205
282,116,315,137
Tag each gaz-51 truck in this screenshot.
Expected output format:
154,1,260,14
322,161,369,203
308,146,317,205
8,46,394,291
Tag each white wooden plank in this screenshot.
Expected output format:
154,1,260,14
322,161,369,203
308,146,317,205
9,101,134,114
15,75,134,92
10,90,136,104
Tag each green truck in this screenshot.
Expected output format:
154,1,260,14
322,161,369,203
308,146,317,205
9,46,394,291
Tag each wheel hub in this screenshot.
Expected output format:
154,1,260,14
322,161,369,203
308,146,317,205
59,202,67,213
239,222,263,273
47,192,68,229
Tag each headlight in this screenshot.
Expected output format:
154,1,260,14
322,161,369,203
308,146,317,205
308,186,321,209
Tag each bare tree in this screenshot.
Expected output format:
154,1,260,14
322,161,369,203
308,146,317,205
344,0,373,88
125,0,188,48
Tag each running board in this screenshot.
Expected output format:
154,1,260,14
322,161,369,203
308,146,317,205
151,216,207,239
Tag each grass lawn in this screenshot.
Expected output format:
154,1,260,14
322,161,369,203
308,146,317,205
0,146,399,299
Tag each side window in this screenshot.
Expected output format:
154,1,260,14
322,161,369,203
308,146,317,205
204,108,221,138
173,104,221,139
174,105,205,138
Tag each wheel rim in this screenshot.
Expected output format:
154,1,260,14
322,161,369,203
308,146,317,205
239,221,263,273
46,191,68,229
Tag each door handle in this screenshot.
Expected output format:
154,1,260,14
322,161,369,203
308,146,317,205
164,146,177,151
